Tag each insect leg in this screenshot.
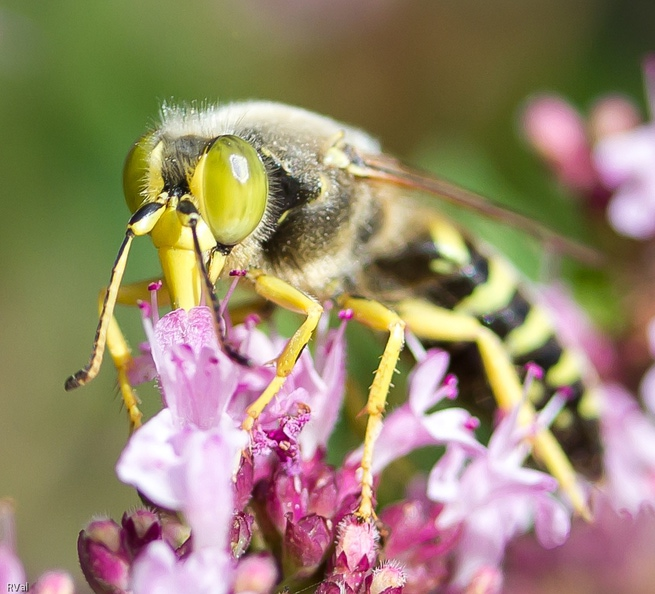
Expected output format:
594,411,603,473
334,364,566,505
241,271,323,431
102,279,171,429
397,298,590,519
339,296,406,520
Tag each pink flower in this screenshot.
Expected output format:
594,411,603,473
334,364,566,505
298,310,349,459
427,401,571,588
348,349,482,475
521,95,599,195
114,304,353,591
601,383,655,513
379,493,457,593
116,308,248,515
594,55,655,238
117,307,250,592
520,88,640,212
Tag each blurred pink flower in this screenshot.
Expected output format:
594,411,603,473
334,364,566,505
504,502,655,594
521,95,599,195
594,55,655,238
639,316,655,413
520,86,641,212
0,501,26,592
0,501,74,594
601,383,655,513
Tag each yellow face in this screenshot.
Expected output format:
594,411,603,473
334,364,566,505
121,132,269,309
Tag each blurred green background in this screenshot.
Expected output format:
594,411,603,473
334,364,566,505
0,0,653,587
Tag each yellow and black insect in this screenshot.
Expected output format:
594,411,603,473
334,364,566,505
66,101,600,518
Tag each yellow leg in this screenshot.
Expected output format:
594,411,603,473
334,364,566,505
340,297,406,520
103,279,171,429
242,271,323,431
397,299,590,519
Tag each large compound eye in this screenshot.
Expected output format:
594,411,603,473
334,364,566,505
122,134,162,213
191,135,268,246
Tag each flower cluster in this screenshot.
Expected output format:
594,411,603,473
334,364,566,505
515,54,655,591
521,54,655,239
7,56,655,594
66,287,605,594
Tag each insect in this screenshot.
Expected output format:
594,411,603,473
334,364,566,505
66,101,600,519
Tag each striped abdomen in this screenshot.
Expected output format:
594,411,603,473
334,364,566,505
368,216,601,477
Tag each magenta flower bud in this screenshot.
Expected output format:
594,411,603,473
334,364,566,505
230,511,254,559
121,509,161,558
233,553,278,594
338,308,354,321
284,513,332,575
77,519,130,594
524,361,544,382
370,560,406,594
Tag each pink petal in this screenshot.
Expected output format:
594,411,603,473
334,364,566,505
533,496,571,548
181,430,244,550
421,408,484,452
606,182,655,238
369,406,436,474
116,409,184,509
408,350,450,415
594,126,655,186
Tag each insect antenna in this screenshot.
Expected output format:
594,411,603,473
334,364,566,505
64,231,135,390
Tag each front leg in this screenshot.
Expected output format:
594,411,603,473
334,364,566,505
104,279,172,429
241,270,323,431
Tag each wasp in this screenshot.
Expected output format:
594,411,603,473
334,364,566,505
66,101,601,518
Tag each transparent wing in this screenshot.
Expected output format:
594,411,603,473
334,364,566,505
351,151,602,266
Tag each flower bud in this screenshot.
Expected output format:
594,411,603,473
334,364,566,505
77,519,130,594
121,509,161,558
284,513,332,575
329,515,378,592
